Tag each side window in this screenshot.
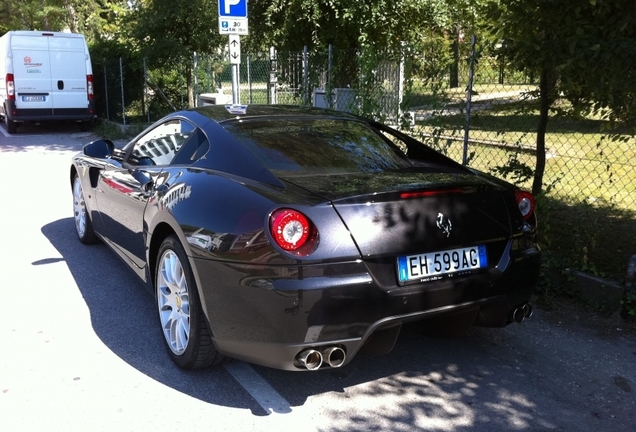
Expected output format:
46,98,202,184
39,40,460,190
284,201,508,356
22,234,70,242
171,128,210,165
130,120,195,165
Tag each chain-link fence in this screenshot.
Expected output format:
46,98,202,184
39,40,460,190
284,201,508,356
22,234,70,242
95,40,635,280
93,47,406,124
403,36,636,281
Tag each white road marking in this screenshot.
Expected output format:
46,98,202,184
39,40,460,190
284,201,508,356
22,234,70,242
224,362,292,414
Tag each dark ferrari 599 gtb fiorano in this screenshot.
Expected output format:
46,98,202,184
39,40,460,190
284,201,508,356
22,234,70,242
70,104,540,371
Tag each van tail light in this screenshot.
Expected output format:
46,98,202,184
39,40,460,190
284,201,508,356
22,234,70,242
86,74,94,100
6,73,15,100
269,209,317,255
515,190,535,220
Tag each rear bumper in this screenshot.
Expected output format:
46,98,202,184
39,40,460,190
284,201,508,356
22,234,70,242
4,100,95,122
194,241,540,371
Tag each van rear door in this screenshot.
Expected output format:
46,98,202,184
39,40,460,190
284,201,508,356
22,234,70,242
11,34,53,112
47,35,89,114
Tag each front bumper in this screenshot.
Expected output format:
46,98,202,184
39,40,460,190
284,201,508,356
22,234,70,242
194,240,540,371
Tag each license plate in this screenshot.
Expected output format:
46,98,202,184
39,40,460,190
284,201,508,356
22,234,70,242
22,96,45,102
397,245,488,283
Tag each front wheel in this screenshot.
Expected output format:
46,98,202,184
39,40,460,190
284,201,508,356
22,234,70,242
155,235,227,369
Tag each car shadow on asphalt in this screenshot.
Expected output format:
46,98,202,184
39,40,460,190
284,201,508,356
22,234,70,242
41,217,267,414
41,217,631,429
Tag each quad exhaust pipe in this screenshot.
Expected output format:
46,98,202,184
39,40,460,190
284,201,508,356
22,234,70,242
295,346,346,370
511,303,533,323
296,349,323,370
322,346,346,368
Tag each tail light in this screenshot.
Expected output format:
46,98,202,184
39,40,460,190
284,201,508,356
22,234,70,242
86,74,94,100
400,188,463,199
6,73,15,100
515,190,535,220
269,209,317,255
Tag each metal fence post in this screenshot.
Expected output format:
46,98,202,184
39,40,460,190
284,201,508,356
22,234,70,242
303,46,309,105
247,53,252,104
103,58,109,121
205,55,211,93
398,42,405,125
328,44,333,108
144,57,149,123
462,35,477,165
119,57,126,125
194,52,199,107
269,47,277,105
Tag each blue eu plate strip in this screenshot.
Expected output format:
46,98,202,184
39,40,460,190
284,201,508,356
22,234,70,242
398,256,408,281
478,245,488,267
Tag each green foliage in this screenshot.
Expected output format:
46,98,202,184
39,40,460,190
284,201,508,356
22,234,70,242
0,0,128,40
481,0,636,195
247,0,452,51
127,0,225,62
0,0,66,31
490,149,534,184
622,290,636,318
484,0,636,125
124,0,227,107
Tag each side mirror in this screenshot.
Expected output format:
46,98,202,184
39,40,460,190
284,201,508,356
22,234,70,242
83,139,115,158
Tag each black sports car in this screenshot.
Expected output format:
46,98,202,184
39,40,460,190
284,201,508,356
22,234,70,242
71,105,540,371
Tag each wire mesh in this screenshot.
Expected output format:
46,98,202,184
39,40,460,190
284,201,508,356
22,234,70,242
97,41,635,278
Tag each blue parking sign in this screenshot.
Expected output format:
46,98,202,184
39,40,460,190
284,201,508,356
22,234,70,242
219,0,247,18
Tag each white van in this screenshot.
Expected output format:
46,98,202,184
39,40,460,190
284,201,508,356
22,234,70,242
0,30,95,133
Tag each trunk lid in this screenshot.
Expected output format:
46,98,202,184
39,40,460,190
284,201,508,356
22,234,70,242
281,170,514,258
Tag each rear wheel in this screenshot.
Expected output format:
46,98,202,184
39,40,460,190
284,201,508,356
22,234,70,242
156,235,227,369
79,120,91,132
72,174,98,244
4,112,17,134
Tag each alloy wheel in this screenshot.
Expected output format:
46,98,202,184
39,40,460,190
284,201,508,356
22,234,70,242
157,250,191,355
73,176,87,238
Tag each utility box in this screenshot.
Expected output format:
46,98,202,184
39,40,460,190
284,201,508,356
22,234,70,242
199,92,232,106
313,88,357,113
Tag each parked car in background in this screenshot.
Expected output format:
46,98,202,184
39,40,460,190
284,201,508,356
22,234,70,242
70,104,540,371
0,30,95,133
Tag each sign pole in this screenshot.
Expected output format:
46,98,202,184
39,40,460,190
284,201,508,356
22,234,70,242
231,64,240,104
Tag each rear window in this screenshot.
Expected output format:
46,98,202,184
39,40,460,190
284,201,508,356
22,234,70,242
225,119,412,173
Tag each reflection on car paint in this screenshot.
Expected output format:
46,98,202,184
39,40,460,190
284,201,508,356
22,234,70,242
161,183,192,211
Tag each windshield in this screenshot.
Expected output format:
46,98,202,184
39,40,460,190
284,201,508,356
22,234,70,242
225,118,412,174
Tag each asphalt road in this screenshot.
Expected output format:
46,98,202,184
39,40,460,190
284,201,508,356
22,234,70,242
0,122,634,432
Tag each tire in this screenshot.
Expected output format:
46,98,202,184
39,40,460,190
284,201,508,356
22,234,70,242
155,235,227,369
72,174,98,244
4,113,17,134
79,120,91,132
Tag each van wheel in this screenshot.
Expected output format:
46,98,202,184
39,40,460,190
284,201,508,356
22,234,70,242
4,114,17,134
79,121,91,132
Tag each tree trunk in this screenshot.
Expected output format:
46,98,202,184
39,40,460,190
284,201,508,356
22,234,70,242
532,68,556,195
449,27,460,89
185,63,194,108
